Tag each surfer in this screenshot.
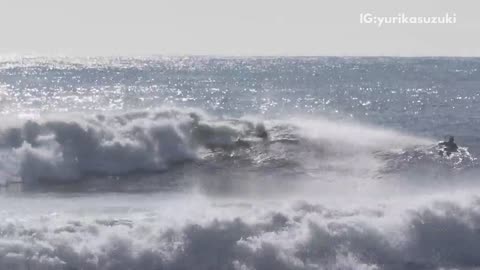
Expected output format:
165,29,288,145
234,126,269,148
438,136,458,156
255,124,269,140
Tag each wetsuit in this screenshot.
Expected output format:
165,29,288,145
439,138,458,156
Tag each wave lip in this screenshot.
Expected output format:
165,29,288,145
1,110,195,184
0,109,269,185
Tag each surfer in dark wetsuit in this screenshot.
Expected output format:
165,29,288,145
234,125,269,148
438,136,458,156
255,124,269,140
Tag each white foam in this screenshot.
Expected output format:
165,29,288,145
0,191,478,270
0,108,268,184
0,108,436,186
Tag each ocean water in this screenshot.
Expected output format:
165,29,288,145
0,56,480,270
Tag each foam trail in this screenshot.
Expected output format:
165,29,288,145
0,191,479,270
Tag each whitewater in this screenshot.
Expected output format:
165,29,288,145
0,56,479,270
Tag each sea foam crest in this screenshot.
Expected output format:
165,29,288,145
0,109,264,184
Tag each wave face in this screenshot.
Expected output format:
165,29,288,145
2,108,468,189
1,56,480,269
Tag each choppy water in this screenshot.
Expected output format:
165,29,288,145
0,56,479,270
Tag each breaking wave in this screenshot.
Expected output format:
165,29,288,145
0,107,476,190
0,108,266,185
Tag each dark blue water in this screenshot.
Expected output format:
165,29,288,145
2,57,480,148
